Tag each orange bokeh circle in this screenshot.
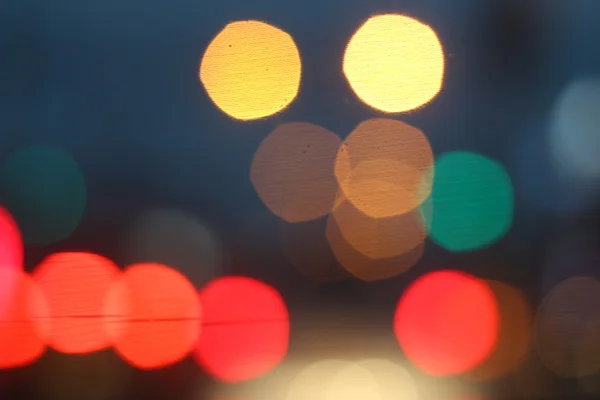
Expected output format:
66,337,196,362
469,280,532,381
330,191,429,260
335,119,433,218
326,210,424,282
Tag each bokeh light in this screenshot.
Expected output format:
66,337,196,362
323,363,385,400
251,122,342,222
194,276,289,382
394,270,499,376
550,78,600,180
326,209,425,281
200,20,301,120
0,207,23,315
105,263,201,369
0,206,22,270
354,359,419,400
0,146,86,246
343,14,444,113
33,252,120,354
0,269,48,369
330,191,429,260
425,152,514,252
469,280,532,381
285,359,353,400
122,209,222,287
335,119,434,218
535,276,600,377
325,193,425,282
285,359,419,400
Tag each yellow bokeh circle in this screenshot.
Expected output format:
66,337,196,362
343,14,444,113
200,20,301,120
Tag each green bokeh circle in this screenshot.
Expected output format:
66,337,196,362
423,151,514,252
0,146,87,246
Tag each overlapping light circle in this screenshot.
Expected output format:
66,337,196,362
335,118,434,219
1,251,292,377
104,263,202,369
469,280,532,381
251,122,342,223
34,252,120,354
0,268,48,369
326,210,425,282
329,191,430,260
285,359,419,400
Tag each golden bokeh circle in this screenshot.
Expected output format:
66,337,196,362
200,20,301,120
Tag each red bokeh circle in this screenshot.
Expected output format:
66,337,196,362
105,263,202,369
0,207,24,315
0,269,48,368
194,276,289,382
33,252,121,354
0,206,22,270
394,270,499,376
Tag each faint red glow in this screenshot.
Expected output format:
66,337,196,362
251,122,342,223
105,263,201,369
394,270,499,376
0,269,48,369
0,207,23,315
194,276,289,382
33,252,120,354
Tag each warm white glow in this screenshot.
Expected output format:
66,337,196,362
344,14,444,113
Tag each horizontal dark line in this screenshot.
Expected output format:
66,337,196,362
4,316,288,326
